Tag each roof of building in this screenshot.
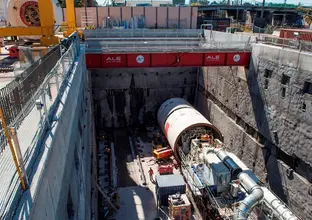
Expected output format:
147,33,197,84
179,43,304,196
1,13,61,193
155,174,185,188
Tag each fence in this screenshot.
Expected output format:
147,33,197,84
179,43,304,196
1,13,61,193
0,33,80,219
84,28,202,39
84,29,252,52
259,35,312,52
62,6,198,29
0,46,61,129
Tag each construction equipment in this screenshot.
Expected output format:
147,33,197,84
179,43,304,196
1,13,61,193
297,6,312,27
153,147,173,160
152,133,166,150
157,98,299,220
7,46,19,59
168,194,191,220
0,0,79,46
158,164,174,175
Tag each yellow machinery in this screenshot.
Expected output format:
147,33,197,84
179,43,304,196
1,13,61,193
297,6,312,26
153,147,173,160
0,0,77,46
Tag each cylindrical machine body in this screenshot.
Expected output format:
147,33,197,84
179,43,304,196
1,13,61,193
157,98,223,156
7,0,62,39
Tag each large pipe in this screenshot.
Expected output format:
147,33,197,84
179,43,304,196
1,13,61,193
208,147,264,219
261,187,298,220
236,173,264,220
211,149,298,220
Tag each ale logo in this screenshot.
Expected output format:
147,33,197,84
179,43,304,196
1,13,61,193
206,55,220,61
106,56,121,63
233,54,240,62
136,55,144,64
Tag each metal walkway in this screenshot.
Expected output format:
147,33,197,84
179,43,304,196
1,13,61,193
84,29,252,68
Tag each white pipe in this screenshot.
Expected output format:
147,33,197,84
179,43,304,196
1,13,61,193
207,148,298,220
235,173,264,220
261,187,298,220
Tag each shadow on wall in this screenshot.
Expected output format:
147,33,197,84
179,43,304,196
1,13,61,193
92,68,197,129
195,64,288,203
247,58,288,202
114,128,138,187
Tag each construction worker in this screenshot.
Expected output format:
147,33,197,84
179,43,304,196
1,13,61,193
148,167,154,182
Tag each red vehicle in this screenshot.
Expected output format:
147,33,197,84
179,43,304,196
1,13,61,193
158,164,174,175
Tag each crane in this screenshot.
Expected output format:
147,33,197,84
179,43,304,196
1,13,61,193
0,0,78,46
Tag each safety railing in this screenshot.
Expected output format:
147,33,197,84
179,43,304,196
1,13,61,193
0,32,81,219
259,36,312,53
84,29,252,52
0,46,61,130
84,28,202,39
85,40,252,52
200,40,252,51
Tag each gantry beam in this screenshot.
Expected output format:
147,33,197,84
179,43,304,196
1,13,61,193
0,27,43,36
0,0,66,45
65,0,77,35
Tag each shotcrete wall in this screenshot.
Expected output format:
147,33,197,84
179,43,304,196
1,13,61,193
195,44,312,219
29,54,94,220
91,67,197,128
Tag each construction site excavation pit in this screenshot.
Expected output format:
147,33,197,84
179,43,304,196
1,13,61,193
90,47,310,220
91,67,198,219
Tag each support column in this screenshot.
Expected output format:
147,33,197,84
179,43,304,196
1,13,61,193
64,0,77,36
0,108,26,190
261,0,265,18
38,0,59,45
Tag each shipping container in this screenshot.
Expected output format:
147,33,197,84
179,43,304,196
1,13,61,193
279,29,312,42
156,174,186,206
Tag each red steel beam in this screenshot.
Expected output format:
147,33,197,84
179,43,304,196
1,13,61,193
85,52,251,69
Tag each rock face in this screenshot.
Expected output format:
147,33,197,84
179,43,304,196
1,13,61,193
196,44,312,219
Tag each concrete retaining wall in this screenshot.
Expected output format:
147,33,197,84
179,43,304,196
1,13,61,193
91,67,197,128
204,30,252,42
29,52,93,220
